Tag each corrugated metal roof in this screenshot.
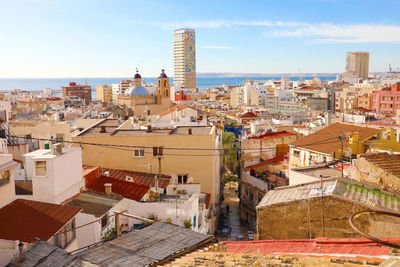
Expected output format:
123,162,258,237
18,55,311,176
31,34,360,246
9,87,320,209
8,240,79,267
0,199,81,242
86,175,150,201
79,222,213,267
257,177,400,213
102,168,170,189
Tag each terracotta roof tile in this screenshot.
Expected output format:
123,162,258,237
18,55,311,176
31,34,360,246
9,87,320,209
290,122,380,154
239,111,258,118
244,154,288,171
248,131,296,140
359,153,400,178
0,199,81,243
223,237,399,257
158,104,193,117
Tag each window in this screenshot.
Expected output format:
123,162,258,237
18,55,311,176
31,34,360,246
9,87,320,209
133,148,145,158
294,150,300,157
153,147,163,156
101,214,108,229
35,161,46,176
178,174,188,184
165,90,168,97
54,218,76,249
0,170,10,186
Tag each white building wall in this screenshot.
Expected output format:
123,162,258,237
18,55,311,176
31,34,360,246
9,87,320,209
0,239,20,267
0,154,16,206
23,148,84,204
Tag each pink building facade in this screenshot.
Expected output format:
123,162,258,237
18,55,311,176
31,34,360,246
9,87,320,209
371,83,400,114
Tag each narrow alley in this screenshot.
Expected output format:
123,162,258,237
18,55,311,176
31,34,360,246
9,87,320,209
216,184,251,241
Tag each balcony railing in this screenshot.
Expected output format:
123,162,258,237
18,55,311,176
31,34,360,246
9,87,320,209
15,180,33,195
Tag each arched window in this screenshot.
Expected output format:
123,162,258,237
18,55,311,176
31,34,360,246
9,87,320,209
164,81,167,87
166,90,168,97
158,80,161,87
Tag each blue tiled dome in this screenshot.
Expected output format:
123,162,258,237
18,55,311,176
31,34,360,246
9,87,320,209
126,85,149,96
159,69,168,78
134,73,142,79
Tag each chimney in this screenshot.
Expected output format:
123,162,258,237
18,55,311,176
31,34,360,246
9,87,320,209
147,125,152,133
188,128,192,135
104,183,112,195
100,126,106,133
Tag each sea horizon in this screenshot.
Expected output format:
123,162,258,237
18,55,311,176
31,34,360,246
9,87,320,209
0,76,336,92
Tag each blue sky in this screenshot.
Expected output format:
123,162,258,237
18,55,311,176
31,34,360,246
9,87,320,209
1,0,400,77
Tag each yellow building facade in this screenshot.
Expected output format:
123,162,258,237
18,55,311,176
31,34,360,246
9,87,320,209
96,84,113,103
73,122,221,206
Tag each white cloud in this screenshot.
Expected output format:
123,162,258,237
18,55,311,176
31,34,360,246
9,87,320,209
125,19,400,43
271,23,400,43
168,20,305,29
203,46,231,49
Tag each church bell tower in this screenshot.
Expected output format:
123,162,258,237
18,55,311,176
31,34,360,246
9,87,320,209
156,69,170,104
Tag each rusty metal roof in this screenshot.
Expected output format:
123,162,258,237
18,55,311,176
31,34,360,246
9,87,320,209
102,168,170,189
86,175,150,201
0,199,81,243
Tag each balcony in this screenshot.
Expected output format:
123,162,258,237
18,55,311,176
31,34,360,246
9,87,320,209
15,180,33,195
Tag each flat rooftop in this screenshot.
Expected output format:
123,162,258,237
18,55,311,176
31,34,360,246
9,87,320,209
292,165,342,178
77,119,214,137
64,191,122,217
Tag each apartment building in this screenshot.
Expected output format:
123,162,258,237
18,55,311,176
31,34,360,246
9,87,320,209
73,120,221,209
96,84,113,103
371,82,400,114
62,82,92,103
174,29,196,91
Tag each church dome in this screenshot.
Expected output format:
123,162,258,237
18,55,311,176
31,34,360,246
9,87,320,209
159,69,168,78
126,85,149,96
134,69,142,79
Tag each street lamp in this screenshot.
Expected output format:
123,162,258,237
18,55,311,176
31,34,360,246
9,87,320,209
18,241,24,253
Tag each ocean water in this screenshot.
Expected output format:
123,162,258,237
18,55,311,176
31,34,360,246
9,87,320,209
0,76,336,92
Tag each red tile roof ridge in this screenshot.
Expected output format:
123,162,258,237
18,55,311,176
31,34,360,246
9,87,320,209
223,237,400,246
248,131,296,140
244,154,288,170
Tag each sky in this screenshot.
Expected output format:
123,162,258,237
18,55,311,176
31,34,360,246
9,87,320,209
1,0,400,78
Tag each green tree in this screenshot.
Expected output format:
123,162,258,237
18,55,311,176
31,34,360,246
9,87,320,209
222,131,238,173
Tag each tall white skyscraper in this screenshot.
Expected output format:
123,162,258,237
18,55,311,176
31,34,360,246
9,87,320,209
174,29,196,91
